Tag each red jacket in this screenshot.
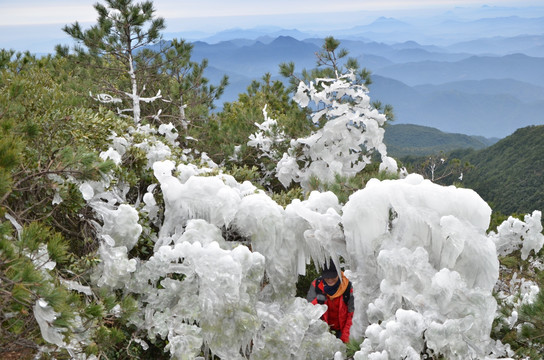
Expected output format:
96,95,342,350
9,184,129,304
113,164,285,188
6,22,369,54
307,272,354,343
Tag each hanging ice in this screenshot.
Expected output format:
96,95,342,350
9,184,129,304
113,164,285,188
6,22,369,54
34,299,65,347
342,174,500,359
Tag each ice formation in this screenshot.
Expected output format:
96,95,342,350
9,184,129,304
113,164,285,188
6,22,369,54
81,146,346,359
85,140,528,359
490,210,544,260
491,211,543,344
343,174,500,359
276,73,397,190
34,299,65,347
47,69,541,359
247,105,286,156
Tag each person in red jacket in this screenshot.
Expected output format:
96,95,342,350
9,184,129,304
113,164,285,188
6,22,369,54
306,261,354,343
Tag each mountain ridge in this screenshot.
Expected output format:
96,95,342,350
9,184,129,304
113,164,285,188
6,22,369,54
459,125,544,214
383,124,498,158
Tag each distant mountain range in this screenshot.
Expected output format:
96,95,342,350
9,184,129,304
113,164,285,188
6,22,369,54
164,12,544,46
373,53,544,86
183,34,544,138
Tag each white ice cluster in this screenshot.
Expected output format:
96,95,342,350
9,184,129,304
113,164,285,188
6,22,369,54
247,105,286,157
62,71,542,359
86,148,531,359
85,137,346,359
247,105,288,187
343,174,501,359
490,211,543,340
277,73,397,190
490,210,544,260
34,299,66,347
99,123,184,169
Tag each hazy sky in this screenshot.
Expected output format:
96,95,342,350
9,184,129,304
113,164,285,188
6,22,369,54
1,0,542,26
1,0,543,53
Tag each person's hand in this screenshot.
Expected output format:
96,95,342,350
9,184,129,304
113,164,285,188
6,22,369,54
316,293,326,304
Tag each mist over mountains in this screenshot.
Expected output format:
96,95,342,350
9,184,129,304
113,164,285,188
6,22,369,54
163,9,544,139
4,4,541,139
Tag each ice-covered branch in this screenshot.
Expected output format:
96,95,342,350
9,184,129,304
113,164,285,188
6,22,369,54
490,210,544,260
277,72,397,190
89,91,122,104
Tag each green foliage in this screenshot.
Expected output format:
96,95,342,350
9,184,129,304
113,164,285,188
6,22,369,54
139,39,229,129
296,259,320,299
346,339,363,358
62,0,227,130
63,0,165,59
226,164,263,185
0,52,143,359
63,0,166,124
461,125,544,214
402,151,473,186
1,222,74,353
0,56,128,249
271,187,305,208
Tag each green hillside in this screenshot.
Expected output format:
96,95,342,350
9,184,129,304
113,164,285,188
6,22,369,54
460,125,544,215
384,123,497,157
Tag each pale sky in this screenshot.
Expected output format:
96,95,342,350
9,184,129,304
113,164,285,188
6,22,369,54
1,0,542,53
1,0,542,26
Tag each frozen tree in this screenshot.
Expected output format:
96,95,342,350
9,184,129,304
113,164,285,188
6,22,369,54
67,56,543,358
490,210,544,260
62,0,227,130
275,72,397,190
74,116,347,358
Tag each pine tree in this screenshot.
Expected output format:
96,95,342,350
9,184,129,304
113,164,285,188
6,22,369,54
279,36,394,120
63,0,166,123
136,38,229,132
62,0,228,131
518,289,544,357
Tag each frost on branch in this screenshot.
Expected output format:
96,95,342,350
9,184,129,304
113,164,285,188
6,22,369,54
247,105,288,187
490,210,543,352
247,105,286,157
490,210,544,260
343,174,500,359
34,299,65,348
277,73,397,190
74,87,544,358
82,112,346,358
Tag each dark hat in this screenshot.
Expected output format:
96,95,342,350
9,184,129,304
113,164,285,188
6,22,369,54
321,261,338,279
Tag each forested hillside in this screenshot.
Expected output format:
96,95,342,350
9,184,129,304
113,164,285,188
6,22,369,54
400,125,544,216
383,123,496,157
460,125,544,215
400,125,544,214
